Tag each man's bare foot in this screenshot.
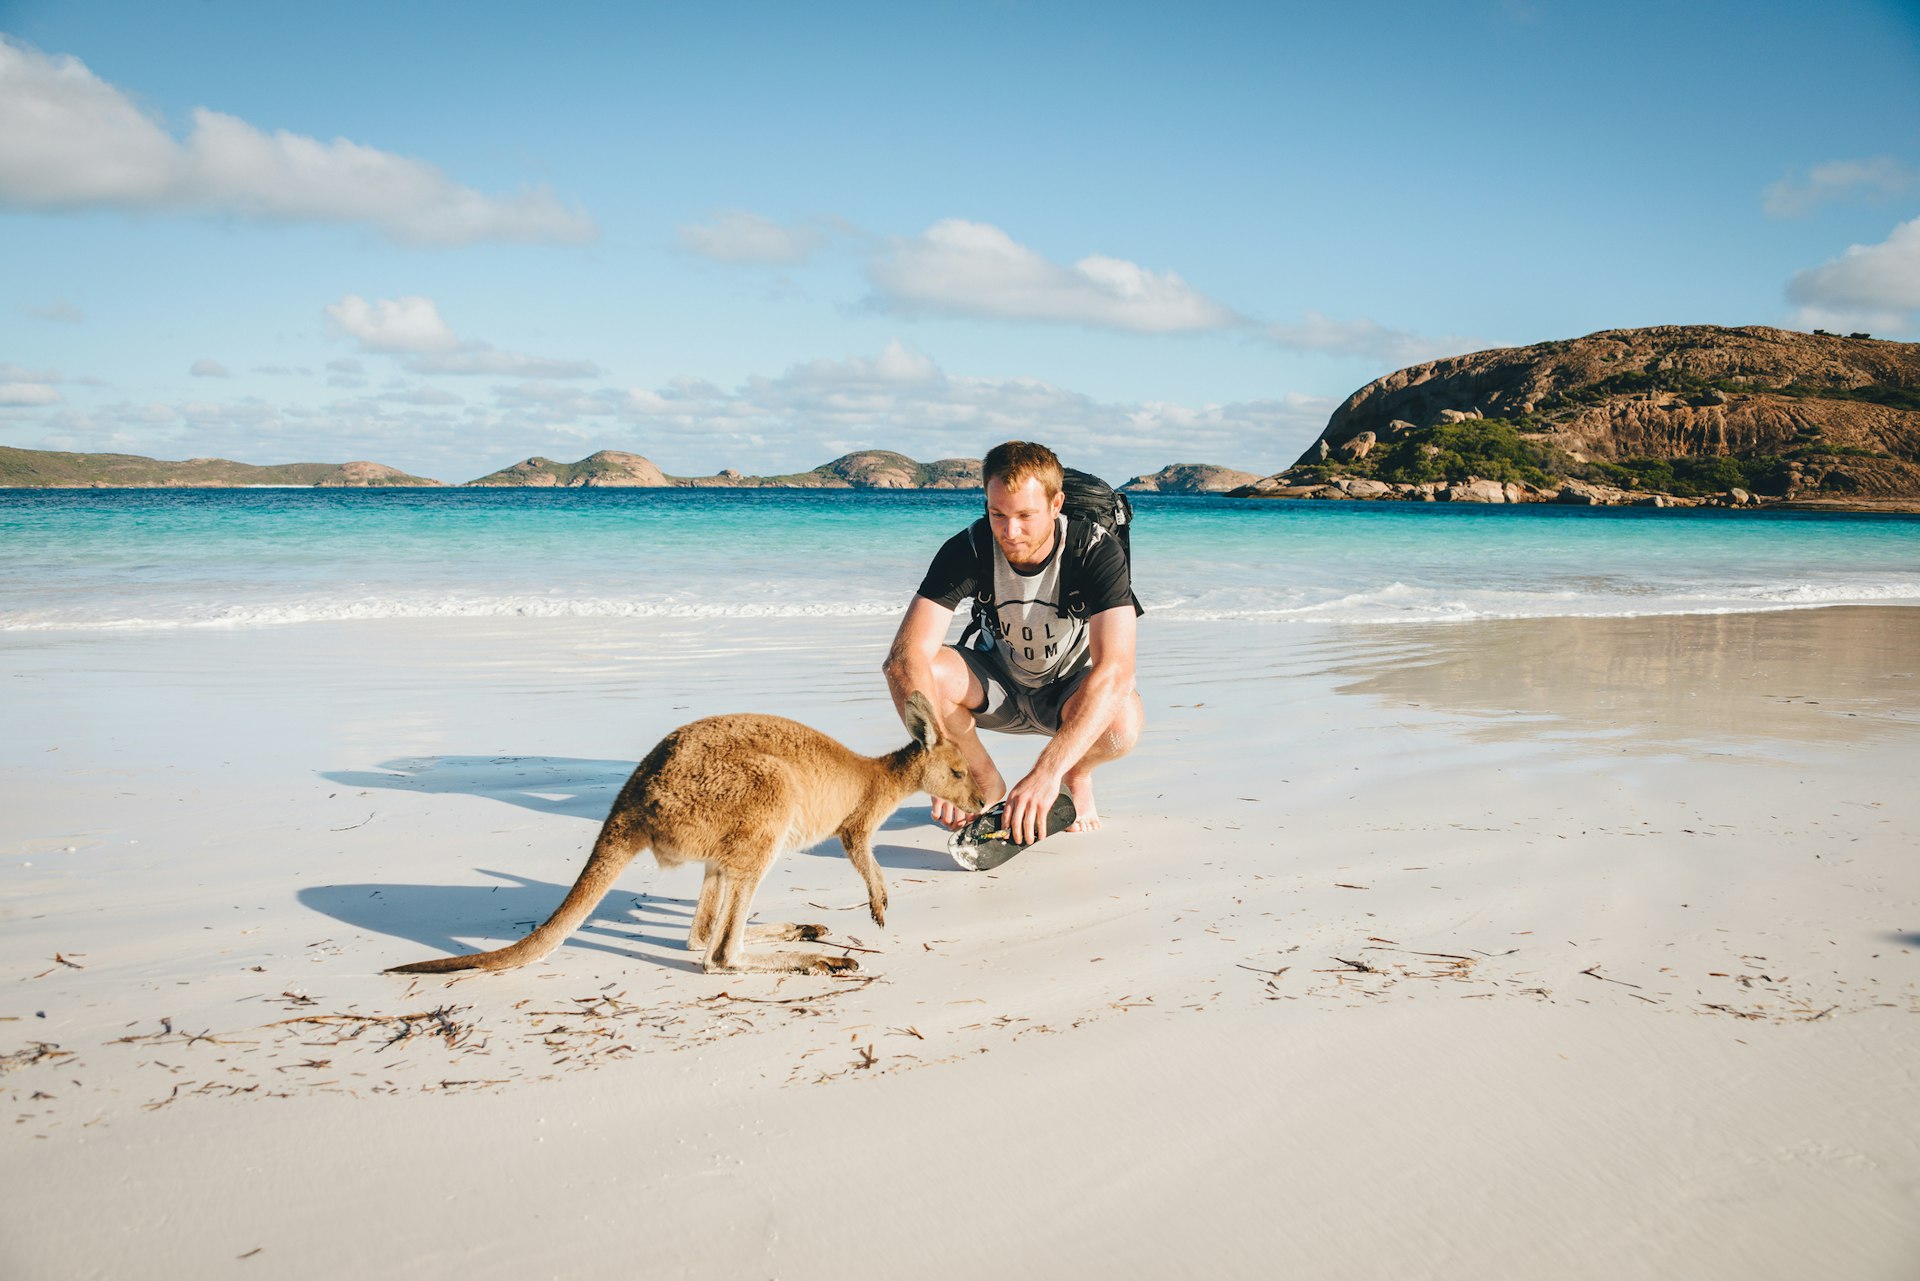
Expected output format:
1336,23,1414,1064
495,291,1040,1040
1062,774,1101,833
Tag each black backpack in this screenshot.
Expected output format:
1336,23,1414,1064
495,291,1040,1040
960,467,1137,647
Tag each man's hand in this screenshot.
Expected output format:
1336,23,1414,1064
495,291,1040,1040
1001,766,1066,847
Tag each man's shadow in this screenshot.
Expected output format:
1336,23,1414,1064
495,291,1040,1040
309,754,955,966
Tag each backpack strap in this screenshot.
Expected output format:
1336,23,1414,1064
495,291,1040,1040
957,516,996,648
1060,517,1095,621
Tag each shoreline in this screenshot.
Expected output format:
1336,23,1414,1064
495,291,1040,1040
9,482,1920,514
1236,485,1920,515
3,607,1917,1278
9,598,1920,639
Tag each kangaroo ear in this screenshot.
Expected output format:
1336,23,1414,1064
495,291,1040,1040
903,692,942,749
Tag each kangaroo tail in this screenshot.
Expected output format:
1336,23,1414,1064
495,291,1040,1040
385,826,645,975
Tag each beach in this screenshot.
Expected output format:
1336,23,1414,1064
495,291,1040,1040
5,602,1917,1279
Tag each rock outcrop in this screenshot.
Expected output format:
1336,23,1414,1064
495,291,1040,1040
1120,463,1263,494
2,442,1262,496
465,449,985,490
1237,325,1920,509
0,445,442,488
466,450,672,487
789,451,982,489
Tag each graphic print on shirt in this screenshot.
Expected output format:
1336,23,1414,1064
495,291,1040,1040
985,516,1092,689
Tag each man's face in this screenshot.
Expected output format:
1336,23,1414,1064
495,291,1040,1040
985,475,1065,568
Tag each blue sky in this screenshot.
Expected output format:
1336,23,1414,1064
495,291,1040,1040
2,0,1917,483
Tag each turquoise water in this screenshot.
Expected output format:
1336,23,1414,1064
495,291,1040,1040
2,488,1917,630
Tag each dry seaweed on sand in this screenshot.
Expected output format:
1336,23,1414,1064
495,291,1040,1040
1,1041,74,1073
110,1018,254,1048
266,1004,480,1051
696,974,882,1006
30,953,87,979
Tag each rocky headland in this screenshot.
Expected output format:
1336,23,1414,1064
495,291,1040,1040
1120,463,1263,494
1234,325,1920,511
0,446,440,488
463,449,985,489
465,452,1258,493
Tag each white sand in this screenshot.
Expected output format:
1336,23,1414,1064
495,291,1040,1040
4,608,1918,1279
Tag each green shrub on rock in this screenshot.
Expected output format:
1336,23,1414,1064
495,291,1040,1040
1373,418,1563,487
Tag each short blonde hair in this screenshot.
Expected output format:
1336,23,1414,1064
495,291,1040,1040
983,441,1063,497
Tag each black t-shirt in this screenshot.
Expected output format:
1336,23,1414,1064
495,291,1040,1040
916,515,1139,688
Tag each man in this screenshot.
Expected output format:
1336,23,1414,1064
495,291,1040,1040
882,441,1144,847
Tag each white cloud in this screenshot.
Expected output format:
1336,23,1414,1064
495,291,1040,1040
325,295,460,353
867,219,1243,333
494,382,623,417
383,386,465,407
613,340,1312,475
0,361,64,409
678,209,826,265
1264,311,1478,365
0,382,62,407
3,342,1321,483
778,338,941,388
0,37,596,246
177,398,282,428
28,299,83,322
189,358,230,378
1764,157,1916,218
406,350,600,378
325,293,600,379
1787,216,1920,332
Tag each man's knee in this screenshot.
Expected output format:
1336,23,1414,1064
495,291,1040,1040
1061,687,1142,759
1106,694,1144,756
907,646,989,723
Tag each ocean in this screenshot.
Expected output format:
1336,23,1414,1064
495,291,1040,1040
3,487,1918,632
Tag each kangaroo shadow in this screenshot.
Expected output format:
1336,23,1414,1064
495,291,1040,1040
320,755,633,820
795,835,956,873
298,871,706,974
802,803,954,872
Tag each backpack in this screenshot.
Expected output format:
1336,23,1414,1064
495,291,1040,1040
959,467,1137,648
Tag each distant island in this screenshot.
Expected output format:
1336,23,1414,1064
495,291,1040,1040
463,448,987,490
0,444,1258,494
0,448,440,488
8,325,1917,510
1233,325,1920,511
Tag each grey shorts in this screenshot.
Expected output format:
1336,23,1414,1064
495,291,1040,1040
953,643,1090,737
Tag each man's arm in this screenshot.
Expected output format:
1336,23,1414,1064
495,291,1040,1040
1000,604,1137,844
881,595,958,724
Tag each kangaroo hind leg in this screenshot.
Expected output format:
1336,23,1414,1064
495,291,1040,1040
688,863,826,951
704,847,855,976
687,864,727,952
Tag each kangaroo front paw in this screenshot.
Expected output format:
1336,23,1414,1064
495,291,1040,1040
869,897,888,927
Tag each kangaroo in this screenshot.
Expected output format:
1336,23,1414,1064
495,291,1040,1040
387,692,985,977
